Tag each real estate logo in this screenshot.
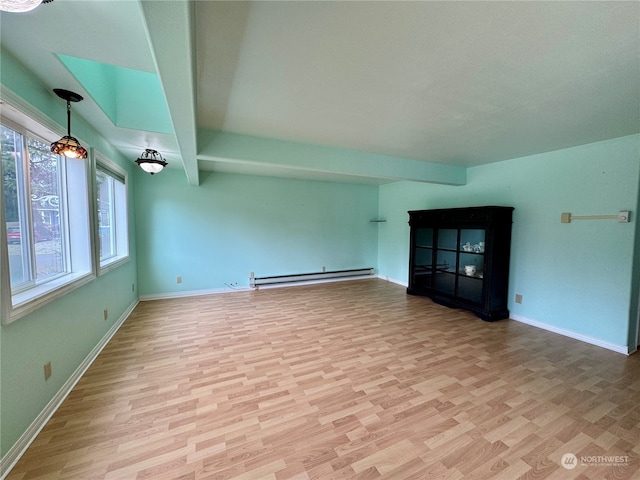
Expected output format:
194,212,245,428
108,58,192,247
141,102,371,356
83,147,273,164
561,452,630,470
561,453,577,470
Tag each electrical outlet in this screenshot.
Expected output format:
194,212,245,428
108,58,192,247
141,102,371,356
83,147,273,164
515,294,523,304
561,213,571,223
177,276,182,284
322,266,326,272
44,361,52,381
132,283,135,291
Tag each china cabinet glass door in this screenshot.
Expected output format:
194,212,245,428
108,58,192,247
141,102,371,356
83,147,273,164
412,227,433,290
434,228,458,295
457,228,485,304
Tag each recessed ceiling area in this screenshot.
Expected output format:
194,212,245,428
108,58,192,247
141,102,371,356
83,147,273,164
1,0,638,186
57,54,174,135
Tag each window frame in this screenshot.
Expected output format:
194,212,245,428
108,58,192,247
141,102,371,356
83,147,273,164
93,151,130,275
17,130,72,291
1,88,96,324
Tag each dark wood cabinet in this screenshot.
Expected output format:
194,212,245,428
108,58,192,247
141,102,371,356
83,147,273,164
407,206,514,321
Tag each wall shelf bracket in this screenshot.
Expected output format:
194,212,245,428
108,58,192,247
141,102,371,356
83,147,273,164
561,211,630,224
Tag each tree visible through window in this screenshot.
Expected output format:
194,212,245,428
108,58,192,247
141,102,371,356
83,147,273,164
28,136,65,281
2,100,92,321
2,124,28,286
2,125,66,289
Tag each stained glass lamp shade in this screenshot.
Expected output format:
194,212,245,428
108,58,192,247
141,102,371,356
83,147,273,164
50,89,88,160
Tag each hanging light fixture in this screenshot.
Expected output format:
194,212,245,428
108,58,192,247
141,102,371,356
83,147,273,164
135,149,168,175
50,89,88,159
1,0,41,12
0,0,52,13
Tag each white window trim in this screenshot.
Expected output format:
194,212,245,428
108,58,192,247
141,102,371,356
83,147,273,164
93,150,130,275
1,168,12,323
1,87,96,325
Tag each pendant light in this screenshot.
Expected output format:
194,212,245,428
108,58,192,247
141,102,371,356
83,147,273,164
50,89,88,159
0,0,52,13
0,0,42,12
135,149,167,175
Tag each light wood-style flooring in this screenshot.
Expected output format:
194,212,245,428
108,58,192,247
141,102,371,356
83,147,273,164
6,279,640,479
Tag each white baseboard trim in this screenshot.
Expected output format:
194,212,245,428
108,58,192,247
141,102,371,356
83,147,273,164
377,275,408,287
139,275,378,300
510,314,631,355
388,279,631,354
139,286,252,301
0,299,138,480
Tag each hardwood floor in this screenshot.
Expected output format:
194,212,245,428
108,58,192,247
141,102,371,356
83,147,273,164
6,279,640,479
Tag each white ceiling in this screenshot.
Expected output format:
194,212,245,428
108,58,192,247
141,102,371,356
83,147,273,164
1,0,639,185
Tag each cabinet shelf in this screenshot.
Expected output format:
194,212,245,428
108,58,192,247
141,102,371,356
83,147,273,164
407,206,514,321
461,273,483,279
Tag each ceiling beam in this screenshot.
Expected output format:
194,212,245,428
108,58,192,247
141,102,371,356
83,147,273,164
139,0,199,186
198,130,467,185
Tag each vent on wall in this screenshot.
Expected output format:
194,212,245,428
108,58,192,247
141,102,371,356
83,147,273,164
250,268,375,288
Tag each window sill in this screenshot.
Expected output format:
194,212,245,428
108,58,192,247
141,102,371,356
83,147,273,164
99,255,130,276
5,271,96,325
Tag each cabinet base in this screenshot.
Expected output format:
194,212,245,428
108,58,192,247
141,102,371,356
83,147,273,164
406,289,509,322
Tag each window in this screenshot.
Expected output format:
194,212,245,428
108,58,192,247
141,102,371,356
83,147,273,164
1,100,93,322
95,155,129,272
3,131,67,289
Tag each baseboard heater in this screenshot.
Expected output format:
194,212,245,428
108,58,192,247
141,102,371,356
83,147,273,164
250,268,374,288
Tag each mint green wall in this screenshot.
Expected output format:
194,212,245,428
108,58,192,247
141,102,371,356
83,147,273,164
0,266,138,455
1,48,139,457
134,169,379,295
378,135,640,350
